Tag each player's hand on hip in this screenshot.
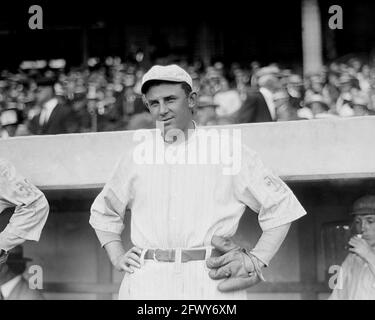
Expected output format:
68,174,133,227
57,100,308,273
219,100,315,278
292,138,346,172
207,235,264,292
114,246,142,273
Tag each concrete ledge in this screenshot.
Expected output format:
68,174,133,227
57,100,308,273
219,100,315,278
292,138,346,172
2,117,375,189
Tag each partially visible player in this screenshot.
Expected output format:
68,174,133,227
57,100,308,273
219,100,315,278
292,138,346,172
0,158,49,266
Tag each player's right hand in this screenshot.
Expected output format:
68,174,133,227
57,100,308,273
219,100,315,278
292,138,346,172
114,246,142,273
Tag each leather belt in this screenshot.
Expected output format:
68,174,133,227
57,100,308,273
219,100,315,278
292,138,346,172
144,248,221,263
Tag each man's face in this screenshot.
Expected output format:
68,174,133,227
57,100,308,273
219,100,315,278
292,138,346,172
353,214,375,246
36,86,54,104
144,83,196,135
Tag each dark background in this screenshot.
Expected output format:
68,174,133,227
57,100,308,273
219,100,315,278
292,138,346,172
0,0,374,70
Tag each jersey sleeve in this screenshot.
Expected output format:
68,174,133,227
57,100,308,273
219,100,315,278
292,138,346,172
89,151,135,244
233,146,306,231
0,158,49,251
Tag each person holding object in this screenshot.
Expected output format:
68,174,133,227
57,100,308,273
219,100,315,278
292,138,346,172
0,158,49,267
329,195,375,300
89,64,306,299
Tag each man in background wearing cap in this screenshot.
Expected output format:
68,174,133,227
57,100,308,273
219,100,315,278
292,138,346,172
90,64,306,299
27,76,78,135
329,195,375,299
0,158,49,272
0,246,44,300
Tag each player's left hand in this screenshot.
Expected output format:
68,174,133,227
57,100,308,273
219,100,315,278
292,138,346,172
206,235,265,292
348,235,374,262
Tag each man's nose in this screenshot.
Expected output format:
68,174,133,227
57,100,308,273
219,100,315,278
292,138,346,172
360,220,367,233
159,101,168,115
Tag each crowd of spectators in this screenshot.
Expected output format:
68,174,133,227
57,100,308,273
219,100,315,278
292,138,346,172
1,55,375,138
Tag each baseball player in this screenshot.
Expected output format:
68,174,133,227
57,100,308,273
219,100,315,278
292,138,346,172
89,64,306,299
0,158,49,266
329,195,375,299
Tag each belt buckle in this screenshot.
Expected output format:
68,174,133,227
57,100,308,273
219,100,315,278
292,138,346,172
152,249,161,262
152,249,175,262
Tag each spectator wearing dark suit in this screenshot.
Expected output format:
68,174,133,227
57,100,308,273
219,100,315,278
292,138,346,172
236,72,281,123
27,76,78,135
0,246,44,300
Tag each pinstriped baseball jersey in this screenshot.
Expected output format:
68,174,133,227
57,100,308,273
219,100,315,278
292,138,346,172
90,128,306,248
0,158,49,251
90,128,306,299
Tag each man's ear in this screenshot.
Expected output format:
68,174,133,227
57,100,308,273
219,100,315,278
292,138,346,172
142,95,150,110
188,92,197,110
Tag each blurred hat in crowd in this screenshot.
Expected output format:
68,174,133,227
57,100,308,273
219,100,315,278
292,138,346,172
35,75,57,87
350,195,375,215
141,64,192,94
288,74,303,85
197,95,218,108
256,66,281,78
189,71,200,80
305,93,329,108
280,69,292,78
6,246,32,264
8,74,29,86
352,92,369,107
206,68,221,80
309,73,325,84
0,107,21,127
305,93,327,105
256,66,282,88
338,73,354,85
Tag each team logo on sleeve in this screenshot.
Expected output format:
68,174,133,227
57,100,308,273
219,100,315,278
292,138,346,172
0,159,39,201
263,173,288,195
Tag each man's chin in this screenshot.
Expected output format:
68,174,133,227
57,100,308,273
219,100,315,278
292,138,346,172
157,120,176,132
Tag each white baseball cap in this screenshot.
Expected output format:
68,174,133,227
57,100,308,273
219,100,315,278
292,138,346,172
141,64,193,94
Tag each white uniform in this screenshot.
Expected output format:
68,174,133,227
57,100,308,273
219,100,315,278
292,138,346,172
90,127,306,299
0,158,49,252
329,253,375,300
